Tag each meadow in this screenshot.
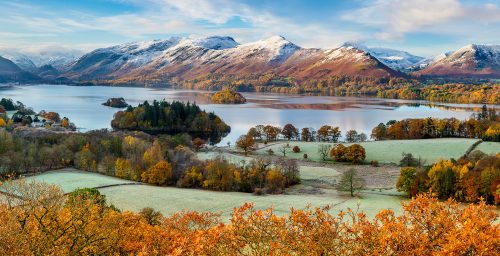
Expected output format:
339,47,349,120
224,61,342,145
254,138,490,164
23,168,404,219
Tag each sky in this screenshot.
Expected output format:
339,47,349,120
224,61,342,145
0,0,499,57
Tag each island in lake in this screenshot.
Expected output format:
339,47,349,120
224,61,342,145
211,89,246,104
102,97,128,108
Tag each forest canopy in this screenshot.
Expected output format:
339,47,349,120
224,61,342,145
111,100,230,144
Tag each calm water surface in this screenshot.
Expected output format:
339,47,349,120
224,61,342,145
0,84,492,145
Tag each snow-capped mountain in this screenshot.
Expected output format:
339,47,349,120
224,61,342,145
65,35,399,83
0,48,82,72
0,56,39,82
418,44,500,78
0,51,37,72
342,42,424,71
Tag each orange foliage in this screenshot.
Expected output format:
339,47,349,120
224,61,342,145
1,180,499,255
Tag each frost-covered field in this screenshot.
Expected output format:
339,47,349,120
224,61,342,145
25,169,135,193
25,168,404,219
100,184,404,219
255,138,480,164
475,142,500,155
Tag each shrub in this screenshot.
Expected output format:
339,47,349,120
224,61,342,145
267,148,274,155
303,153,308,159
292,145,300,153
253,187,264,195
370,160,379,167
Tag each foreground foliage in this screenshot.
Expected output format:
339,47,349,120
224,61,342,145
0,180,499,255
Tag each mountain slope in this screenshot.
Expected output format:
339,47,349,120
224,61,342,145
342,42,424,71
0,56,39,82
65,36,400,84
418,44,500,78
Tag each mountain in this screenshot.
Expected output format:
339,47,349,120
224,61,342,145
342,42,424,71
418,44,500,78
0,51,37,72
0,56,39,82
64,35,400,84
0,48,82,72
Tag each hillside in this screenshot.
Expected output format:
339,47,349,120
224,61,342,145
418,44,500,78
0,56,39,83
63,35,401,85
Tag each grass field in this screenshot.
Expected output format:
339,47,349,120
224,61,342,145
475,142,500,155
24,168,135,193
197,151,254,165
255,138,480,164
24,168,405,219
100,184,404,219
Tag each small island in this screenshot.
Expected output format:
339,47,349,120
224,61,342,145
102,97,128,108
211,89,246,104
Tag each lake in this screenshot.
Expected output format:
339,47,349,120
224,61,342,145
0,84,491,145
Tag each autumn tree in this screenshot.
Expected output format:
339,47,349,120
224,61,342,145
344,144,366,164
141,161,173,186
236,134,255,156
330,144,346,162
337,168,366,197
301,127,312,141
281,123,298,140
345,130,358,143
397,167,417,197
192,138,206,152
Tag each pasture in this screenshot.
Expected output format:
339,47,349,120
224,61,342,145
254,138,481,164
22,168,405,219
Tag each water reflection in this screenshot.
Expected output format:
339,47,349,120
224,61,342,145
0,84,495,145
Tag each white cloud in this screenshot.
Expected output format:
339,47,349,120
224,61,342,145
343,0,500,41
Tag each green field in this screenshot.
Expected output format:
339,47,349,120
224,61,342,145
100,185,403,219
255,138,480,164
197,151,254,165
475,141,500,155
23,168,404,219
24,169,135,193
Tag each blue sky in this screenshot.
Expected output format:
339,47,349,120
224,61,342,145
0,0,499,57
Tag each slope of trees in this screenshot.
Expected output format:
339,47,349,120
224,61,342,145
111,100,230,144
0,180,498,255
0,128,298,194
396,152,500,205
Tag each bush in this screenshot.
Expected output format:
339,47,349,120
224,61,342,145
292,145,300,153
253,187,264,195
370,160,379,167
267,148,274,155
303,153,308,159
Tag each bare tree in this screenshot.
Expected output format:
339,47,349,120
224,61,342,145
318,144,331,161
279,143,290,157
336,168,366,197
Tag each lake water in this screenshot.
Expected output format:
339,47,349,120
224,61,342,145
0,84,492,145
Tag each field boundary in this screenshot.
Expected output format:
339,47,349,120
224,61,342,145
463,140,483,158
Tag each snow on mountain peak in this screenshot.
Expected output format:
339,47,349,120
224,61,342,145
176,36,239,50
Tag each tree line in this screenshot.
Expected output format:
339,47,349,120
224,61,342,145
396,151,500,205
0,180,498,255
245,123,368,143
173,73,499,104
371,105,499,142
